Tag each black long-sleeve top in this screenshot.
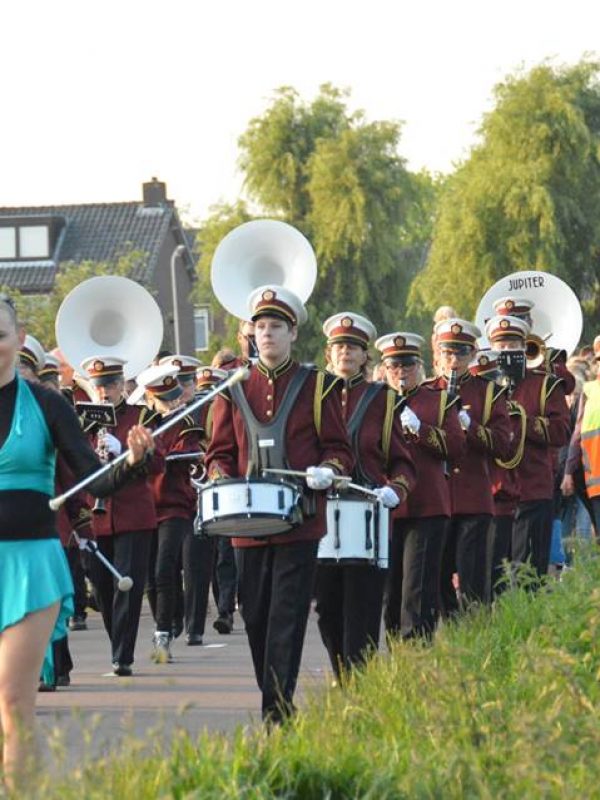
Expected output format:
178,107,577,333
0,377,147,540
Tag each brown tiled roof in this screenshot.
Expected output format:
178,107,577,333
0,201,194,292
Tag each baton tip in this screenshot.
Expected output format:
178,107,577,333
118,576,134,592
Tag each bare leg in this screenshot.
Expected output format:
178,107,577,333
0,602,59,792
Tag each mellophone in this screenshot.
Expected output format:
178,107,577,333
193,467,389,569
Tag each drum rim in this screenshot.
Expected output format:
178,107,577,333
199,477,301,493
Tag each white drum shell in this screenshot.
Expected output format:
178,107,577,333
319,496,389,568
197,479,302,537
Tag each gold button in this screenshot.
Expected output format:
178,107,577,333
341,401,346,407
268,379,273,385
266,394,272,401
266,409,273,416
342,387,347,394
453,467,460,474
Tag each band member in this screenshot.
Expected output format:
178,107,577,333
159,355,202,406
314,314,416,677
489,308,571,577
377,332,464,638
470,347,527,597
81,356,164,676
130,364,202,662
205,286,353,723
429,318,512,614
17,335,45,381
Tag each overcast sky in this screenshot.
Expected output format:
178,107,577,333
1,0,597,222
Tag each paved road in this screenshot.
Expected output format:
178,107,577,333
37,598,332,762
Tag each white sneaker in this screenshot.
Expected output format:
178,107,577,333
151,631,172,664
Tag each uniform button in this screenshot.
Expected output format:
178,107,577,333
266,394,272,401
453,467,460,474
268,379,273,385
341,401,346,407
342,387,347,394
266,409,273,417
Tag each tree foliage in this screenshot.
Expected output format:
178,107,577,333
408,60,600,340
198,84,436,361
2,250,148,350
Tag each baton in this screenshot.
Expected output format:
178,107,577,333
49,366,249,511
73,534,133,592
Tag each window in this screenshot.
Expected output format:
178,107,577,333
194,307,210,351
0,228,16,258
19,226,49,258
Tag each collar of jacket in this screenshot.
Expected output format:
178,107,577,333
256,356,294,380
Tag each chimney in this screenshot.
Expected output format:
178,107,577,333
143,177,167,206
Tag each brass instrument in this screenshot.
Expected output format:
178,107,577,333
525,333,548,370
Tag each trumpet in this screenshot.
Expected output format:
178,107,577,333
525,334,548,370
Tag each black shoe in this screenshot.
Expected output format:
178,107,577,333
112,663,133,677
56,674,71,687
213,614,233,634
185,634,203,646
69,615,88,631
171,621,184,640
38,681,56,692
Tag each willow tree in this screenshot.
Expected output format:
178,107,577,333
408,60,600,339
197,84,436,361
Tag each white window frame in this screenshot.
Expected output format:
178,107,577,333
194,307,210,352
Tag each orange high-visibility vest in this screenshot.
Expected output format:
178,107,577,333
581,380,600,498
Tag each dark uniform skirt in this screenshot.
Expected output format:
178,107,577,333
0,539,74,683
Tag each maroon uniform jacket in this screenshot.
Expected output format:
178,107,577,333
90,401,164,537
151,414,202,523
55,454,92,547
490,396,527,517
205,358,354,548
338,374,416,500
430,374,512,516
396,383,465,519
511,370,570,502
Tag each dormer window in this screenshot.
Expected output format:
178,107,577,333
19,225,49,258
0,219,58,261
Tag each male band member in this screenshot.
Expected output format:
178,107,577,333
314,315,416,677
377,332,464,638
205,286,353,724
81,356,164,676
487,311,570,577
470,347,527,597
130,364,202,662
430,319,512,613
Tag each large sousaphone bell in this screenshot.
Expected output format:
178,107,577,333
56,276,164,379
211,219,317,319
475,270,583,360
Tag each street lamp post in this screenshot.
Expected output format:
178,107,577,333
170,244,186,353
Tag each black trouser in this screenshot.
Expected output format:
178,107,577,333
90,530,152,666
384,516,448,640
488,514,514,598
236,540,318,723
182,531,215,637
589,496,600,537
440,514,492,616
512,499,554,578
65,547,87,618
52,636,73,681
314,562,386,677
151,517,192,632
212,536,238,616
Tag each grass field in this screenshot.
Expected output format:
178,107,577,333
34,550,600,799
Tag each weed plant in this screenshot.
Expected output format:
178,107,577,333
28,549,600,798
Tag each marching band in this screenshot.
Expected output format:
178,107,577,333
0,218,592,784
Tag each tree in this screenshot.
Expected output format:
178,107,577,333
408,60,600,342
198,84,436,362
2,250,148,350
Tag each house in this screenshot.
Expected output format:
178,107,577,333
0,179,208,355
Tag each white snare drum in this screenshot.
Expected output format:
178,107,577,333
196,478,303,537
318,495,389,568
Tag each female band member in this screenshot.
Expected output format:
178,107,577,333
0,298,153,791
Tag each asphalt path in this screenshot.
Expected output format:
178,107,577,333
36,598,333,764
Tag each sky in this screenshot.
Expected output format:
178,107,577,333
1,0,598,224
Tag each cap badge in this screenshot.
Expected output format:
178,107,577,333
93,360,105,372
480,355,489,366
500,319,510,329
506,299,514,310
451,323,462,335
394,335,406,348
341,316,353,328
173,359,182,368
203,369,212,379
262,289,275,302
164,376,175,387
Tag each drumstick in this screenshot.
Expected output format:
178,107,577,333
261,468,380,499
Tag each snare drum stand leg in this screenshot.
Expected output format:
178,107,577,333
365,508,373,552
334,506,341,550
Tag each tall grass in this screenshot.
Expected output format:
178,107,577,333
31,550,600,798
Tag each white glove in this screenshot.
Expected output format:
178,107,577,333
306,466,335,491
374,485,400,509
101,432,122,456
458,409,471,431
401,406,421,435
77,537,90,551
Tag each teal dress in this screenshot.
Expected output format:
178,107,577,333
0,376,74,683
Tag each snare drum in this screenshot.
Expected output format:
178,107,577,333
196,478,303,537
318,495,389,568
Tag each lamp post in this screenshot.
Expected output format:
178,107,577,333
170,244,186,353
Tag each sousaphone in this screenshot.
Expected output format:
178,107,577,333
55,276,164,380
475,270,583,362
211,219,317,319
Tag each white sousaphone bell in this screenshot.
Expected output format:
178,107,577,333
55,276,164,380
475,270,583,366
211,219,317,320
